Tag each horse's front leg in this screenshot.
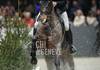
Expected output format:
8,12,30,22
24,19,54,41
31,38,38,65
54,43,62,70
54,55,61,70
61,46,75,70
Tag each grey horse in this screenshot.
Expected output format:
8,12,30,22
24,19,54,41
32,0,74,70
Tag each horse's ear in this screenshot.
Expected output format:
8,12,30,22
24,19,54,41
46,0,53,14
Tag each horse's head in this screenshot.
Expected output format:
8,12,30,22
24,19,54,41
35,0,54,32
40,0,53,15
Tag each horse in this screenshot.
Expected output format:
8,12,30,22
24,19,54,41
31,0,74,70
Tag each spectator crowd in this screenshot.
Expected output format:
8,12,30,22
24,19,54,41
0,0,100,26
67,0,100,27
0,0,100,28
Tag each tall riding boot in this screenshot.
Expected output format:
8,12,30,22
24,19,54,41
65,29,73,44
65,29,77,54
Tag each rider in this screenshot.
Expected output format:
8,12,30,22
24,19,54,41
34,0,77,54
52,0,77,54
31,0,77,64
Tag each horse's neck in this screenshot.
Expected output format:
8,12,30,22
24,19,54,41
48,12,59,26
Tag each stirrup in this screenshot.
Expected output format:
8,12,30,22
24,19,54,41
70,45,77,55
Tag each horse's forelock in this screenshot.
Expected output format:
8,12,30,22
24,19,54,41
40,0,53,15
47,0,54,13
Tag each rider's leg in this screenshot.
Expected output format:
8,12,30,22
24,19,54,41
61,11,77,54
61,12,77,54
55,2,77,54
65,28,73,44
65,28,77,54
